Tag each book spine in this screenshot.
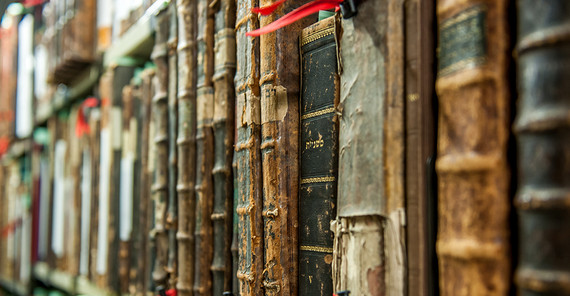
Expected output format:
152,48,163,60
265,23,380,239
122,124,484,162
515,1,570,294
212,0,236,293
151,7,171,290
129,84,143,295
119,84,135,294
333,0,394,293
298,16,339,296
435,1,511,295
176,0,198,295
88,109,101,282
194,0,215,293
139,69,156,294
259,0,314,294
234,0,263,293
167,0,179,289
231,152,239,295
404,0,437,294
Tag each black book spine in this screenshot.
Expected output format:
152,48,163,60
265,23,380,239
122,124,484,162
298,16,339,296
515,1,570,294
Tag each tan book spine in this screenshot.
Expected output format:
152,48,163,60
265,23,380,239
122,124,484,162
176,0,198,295
435,0,511,295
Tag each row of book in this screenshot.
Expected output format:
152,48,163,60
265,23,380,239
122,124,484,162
1,0,570,295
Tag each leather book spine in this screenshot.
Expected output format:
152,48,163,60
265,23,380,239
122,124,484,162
193,0,215,293
405,0,436,294
298,16,338,296
515,1,570,294
234,0,263,293
70,108,83,277
167,1,179,290
88,109,101,282
139,69,156,294
176,0,198,294
435,0,511,294
71,0,95,60
212,0,236,293
259,0,315,294
151,6,171,290
231,152,239,295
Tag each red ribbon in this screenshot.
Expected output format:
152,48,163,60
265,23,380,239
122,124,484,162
75,97,100,137
165,289,177,296
247,0,341,36
21,0,48,8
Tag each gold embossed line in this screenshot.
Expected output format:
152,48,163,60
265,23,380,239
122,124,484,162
438,56,486,77
301,27,335,46
439,5,485,31
301,107,335,120
301,176,335,184
300,245,333,254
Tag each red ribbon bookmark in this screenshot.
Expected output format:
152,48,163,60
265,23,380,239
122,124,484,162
247,0,342,36
75,97,100,137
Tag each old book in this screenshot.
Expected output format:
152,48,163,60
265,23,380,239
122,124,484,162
234,0,263,293
212,0,236,293
0,10,18,155
404,0,437,294
193,0,215,293
88,107,101,282
52,113,70,272
298,16,339,296
176,0,198,294
68,108,83,277
332,0,407,293
97,64,137,291
231,152,239,295
515,1,570,294
166,1,179,289
97,0,113,51
138,68,156,294
151,6,171,290
435,0,511,295
258,0,315,294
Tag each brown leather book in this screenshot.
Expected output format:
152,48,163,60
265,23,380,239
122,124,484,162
88,106,101,282
234,0,263,293
166,1,179,289
151,6,172,291
258,0,315,294
193,0,215,293
405,0,436,294
332,0,407,293
176,0,198,294
515,1,570,294
435,0,511,295
212,0,236,293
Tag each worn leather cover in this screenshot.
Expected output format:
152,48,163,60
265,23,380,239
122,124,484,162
515,1,570,294
231,152,239,295
151,7,171,290
88,108,101,283
405,0,436,294
176,0,198,295
259,0,315,294
435,1,511,295
194,0,215,293
298,16,338,296
138,68,156,294
212,0,236,293
167,1,179,289
234,0,263,292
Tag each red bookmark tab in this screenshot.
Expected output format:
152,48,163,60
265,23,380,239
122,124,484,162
165,289,177,296
247,0,341,36
22,0,47,8
252,0,288,15
75,97,100,137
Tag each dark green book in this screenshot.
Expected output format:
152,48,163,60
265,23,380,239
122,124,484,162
298,16,339,296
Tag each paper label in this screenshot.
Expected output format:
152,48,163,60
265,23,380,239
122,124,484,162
119,154,134,241
51,140,67,258
97,129,111,274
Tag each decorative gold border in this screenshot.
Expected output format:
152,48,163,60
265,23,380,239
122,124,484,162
300,245,333,253
301,27,335,46
300,176,335,184
301,107,335,120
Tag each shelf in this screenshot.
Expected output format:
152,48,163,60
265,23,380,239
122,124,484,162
33,263,120,296
103,0,169,68
0,275,30,296
49,269,77,294
76,276,117,296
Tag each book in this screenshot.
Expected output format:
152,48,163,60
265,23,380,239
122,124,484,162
88,107,102,282
435,1,511,294
231,151,239,295
514,1,570,294
151,6,171,290
258,0,315,294
234,0,263,293
0,11,18,155
176,0,198,294
332,0,406,293
194,0,215,293
404,0,437,294
212,0,236,293
166,1,179,289
298,16,339,296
